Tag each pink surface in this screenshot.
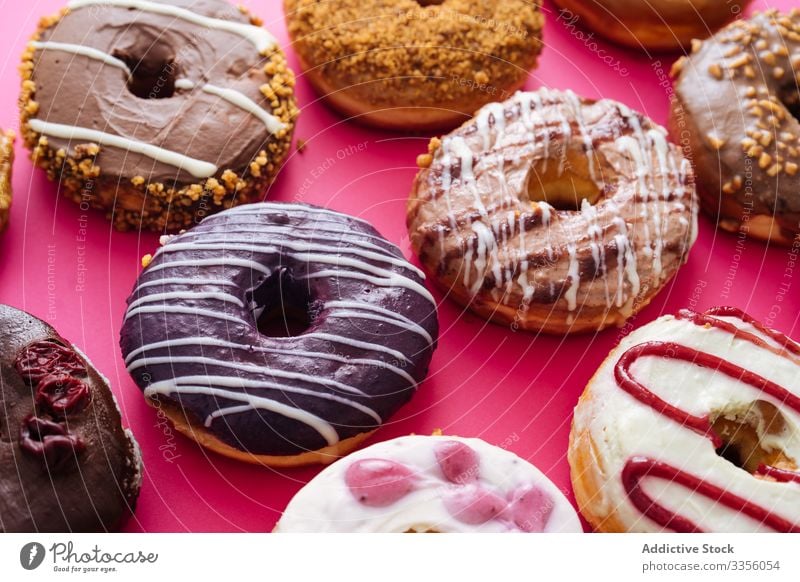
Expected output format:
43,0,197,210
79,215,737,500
0,0,797,532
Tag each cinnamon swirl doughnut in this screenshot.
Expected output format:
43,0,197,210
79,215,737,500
570,307,800,532
408,89,698,334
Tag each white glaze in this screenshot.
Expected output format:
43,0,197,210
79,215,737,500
275,435,583,533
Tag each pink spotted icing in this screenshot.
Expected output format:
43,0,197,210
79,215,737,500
344,439,554,531
345,458,416,507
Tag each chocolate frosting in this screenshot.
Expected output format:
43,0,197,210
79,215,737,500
30,0,286,184
0,304,141,532
119,202,439,457
671,10,800,234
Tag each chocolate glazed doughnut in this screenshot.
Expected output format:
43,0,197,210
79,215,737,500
20,0,297,232
120,202,439,467
0,305,141,532
670,10,800,246
408,89,698,334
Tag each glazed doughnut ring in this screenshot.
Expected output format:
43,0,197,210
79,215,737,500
408,89,698,334
284,0,544,130
120,202,439,467
275,434,582,532
670,9,800,245
570,307,800,532
20,0,297,232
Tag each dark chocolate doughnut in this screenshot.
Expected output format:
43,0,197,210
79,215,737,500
0,305,141,532
20,0,297,232
120,202,439,467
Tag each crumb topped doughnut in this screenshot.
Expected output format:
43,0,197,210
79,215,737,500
0,304,141,532
284,0,544,130
570,307,800,532
20,0,297,232
670,9,800,246
553,0,753,52
0,130,13,233
408,89,698,334
275,434,582,532
120,202,439,467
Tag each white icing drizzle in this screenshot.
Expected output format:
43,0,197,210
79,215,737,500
67,0,277,53
564,243,580,311
565,89,597,182
174,78,196,90
130,357,371,399
157,239,424,278
202,84,285,134
28,119,218,178
144,256,272,276
145,382,339,444
126,204,435,449
324,300,434,344
123,304,248,325
126,290,244,311
124,336,416,385
30,41,129,74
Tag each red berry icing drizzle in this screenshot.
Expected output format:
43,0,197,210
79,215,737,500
19,414,86,471
14,339,92,469
14,340,87,384
616,308,800,532
35,374,92,417
345,440,554,531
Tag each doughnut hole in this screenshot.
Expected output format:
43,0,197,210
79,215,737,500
113,43,177,100
711,400,797,476
248,267,314,338
525,147,604,211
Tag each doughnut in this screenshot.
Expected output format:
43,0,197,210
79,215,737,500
553,0,753,52
119,202,439,467
670,10,800,246
570,307,800,532
275,434,582,532
0,130,12,233
408,89,698,335
283,0,544,131
20,0,297,232
0,304,142,532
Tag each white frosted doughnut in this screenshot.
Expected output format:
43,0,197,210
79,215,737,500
276,435,582,533
570,307,800,532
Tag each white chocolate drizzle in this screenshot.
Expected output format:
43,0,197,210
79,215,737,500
66,0,277,53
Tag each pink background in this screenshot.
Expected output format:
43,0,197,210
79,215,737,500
0,0,797,532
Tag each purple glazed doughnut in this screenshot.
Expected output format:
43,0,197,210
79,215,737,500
119,202,439,467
